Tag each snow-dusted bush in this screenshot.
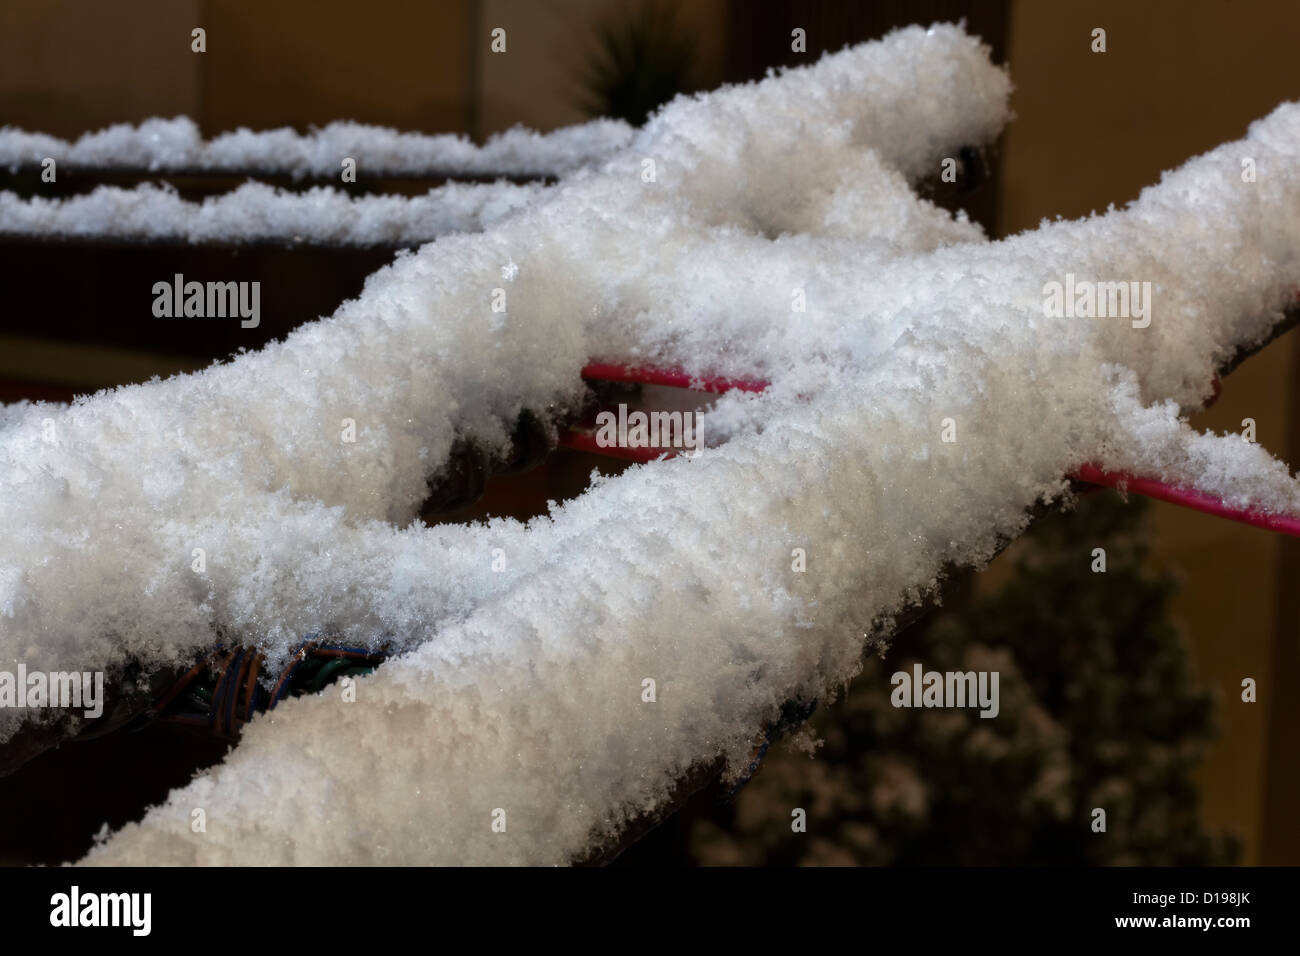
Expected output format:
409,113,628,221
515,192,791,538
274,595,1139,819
690,496,1238,866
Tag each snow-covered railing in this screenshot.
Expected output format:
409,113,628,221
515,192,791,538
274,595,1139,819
0,116,633,251
0,115,632,180
0,180,550,248
0,118,595,250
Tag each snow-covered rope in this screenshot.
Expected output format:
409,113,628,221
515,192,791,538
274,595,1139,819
0,180,549,246
6,24,1294,865
0,23,1012,717
0,115,632,179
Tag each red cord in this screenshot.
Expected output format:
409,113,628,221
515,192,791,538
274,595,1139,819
556,429,678,463
580,361,769,394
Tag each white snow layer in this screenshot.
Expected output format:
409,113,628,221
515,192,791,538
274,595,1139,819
0,24,1294,865
0,116,632,178
0,180,549,245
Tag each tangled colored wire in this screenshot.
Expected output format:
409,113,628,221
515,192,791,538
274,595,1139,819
149,639,388,739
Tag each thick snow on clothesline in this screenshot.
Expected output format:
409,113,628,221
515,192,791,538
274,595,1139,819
0,25,1297,865
0,115,631,178
0,180,547,245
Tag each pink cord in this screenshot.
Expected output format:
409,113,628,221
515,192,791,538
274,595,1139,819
1070,464,1300,537
571,363,1300,538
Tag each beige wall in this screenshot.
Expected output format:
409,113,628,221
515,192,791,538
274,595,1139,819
200,0,471,135
476,0,726,137
1000,0,1300,864
0,0,200,136
0,0,725,140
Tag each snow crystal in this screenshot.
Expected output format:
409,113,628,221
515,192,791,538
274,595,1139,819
0,180,548,245
0,24,1294,866
0,116,632,178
